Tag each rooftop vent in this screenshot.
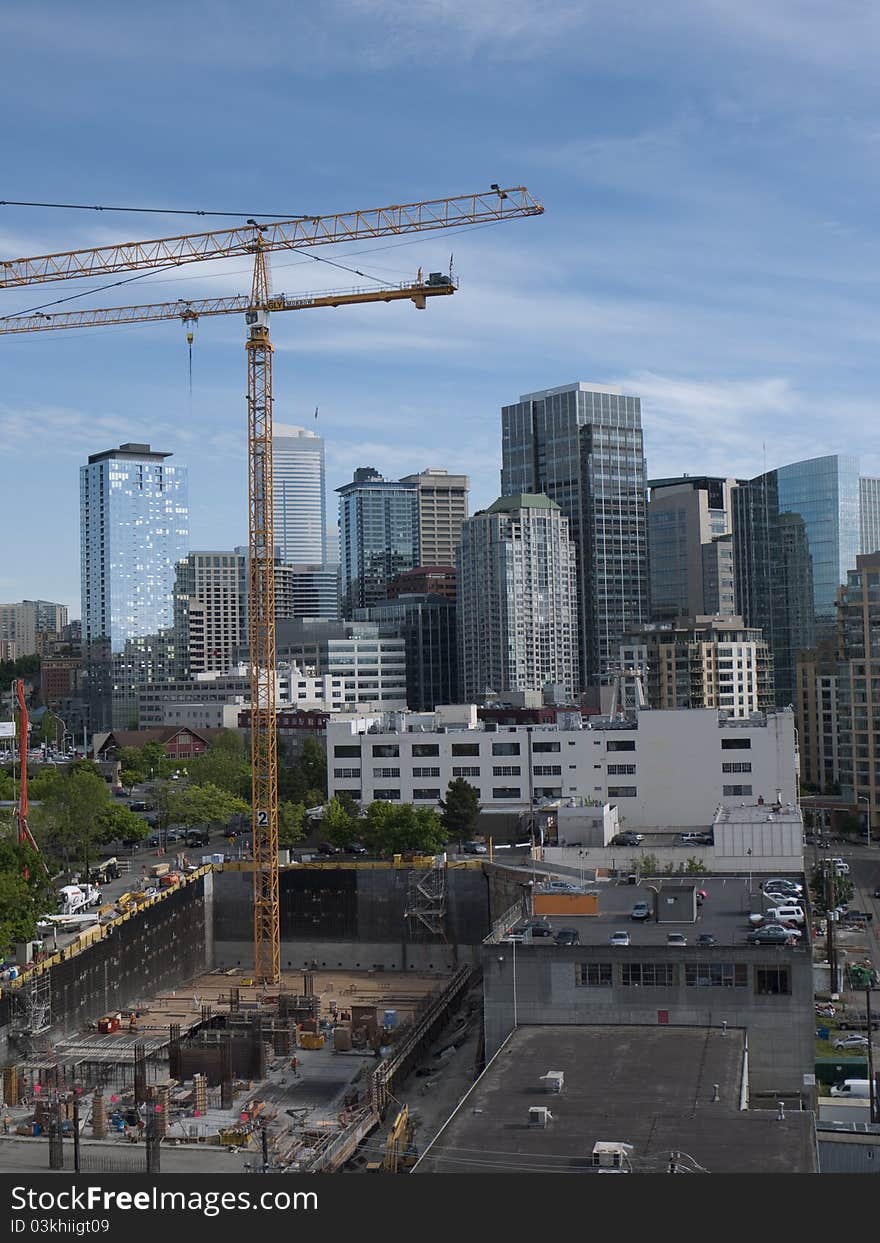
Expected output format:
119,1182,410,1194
540,1071,564,1094
591,1141,633,1168
528,1106,553,1128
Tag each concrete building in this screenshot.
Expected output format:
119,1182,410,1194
399,468,469,567
272,424,326,566
501,382,648,688
619,616,774,717
326,705,798,825
647,476,740,621
457,495,579,703
474,873,815,1098
836,551,880,830
414,1025,816,1171
137,662,345,727
860,476,880,557
0,599,68,656
389,565,456,601
174,551,245,677
795,640,841,792
275,618,407,711
337,468,419,615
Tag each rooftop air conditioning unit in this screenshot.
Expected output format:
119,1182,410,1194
540,1071,564,1094
591,1141,633,1168
528,1106,553,1128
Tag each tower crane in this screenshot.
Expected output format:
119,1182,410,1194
2,187,544,982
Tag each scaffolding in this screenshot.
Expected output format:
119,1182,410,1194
405,861,447,940
10,971,52,1052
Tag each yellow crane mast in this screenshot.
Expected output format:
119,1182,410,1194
2,187,543,983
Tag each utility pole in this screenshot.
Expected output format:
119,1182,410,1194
72,1093,80,1173
867,987,877,1125
824,860,838,994
261,1123,270,1173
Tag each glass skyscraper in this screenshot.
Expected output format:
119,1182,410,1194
272,424,326,566
80,442,189,651
501,383,648,688
860,476,880,557
337,468,419,616
775,454,860,631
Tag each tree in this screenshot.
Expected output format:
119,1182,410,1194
361,801,447,855
118,769,141,794
278,738,327,805
167,783,249,829
630,852,660,876
335,790,361,821
810,865,854,912
323,797,356,848
185,734,250,799
0,839,56,955
279,801,307,849
439,778,480,840
97,802,151,845
34,767,116,874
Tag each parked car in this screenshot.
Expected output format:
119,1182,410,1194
527,921,554,938
666,932,688,947
748,926,799,945
554,928,580,946
696,933,717,947
609,931,631,947
831,858,850,875
347,843,367,855
873,887,880,899
547,879,579,892
611,832,643,846
630,901,651,921
130,801,151,813
760,923,804,940
678,833,702,845
833,1034,870,1050
762,878,803,896
185,828,210,847
462,841,488,855
837,1013,880,1031
317,841,341,856
694,833,714,846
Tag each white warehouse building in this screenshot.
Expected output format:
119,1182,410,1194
326,705,798,827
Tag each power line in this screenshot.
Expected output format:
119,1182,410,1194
0,200,313,219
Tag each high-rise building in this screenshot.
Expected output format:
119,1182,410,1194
272,424,326,566
0,600,68,656
80,442,188,730
457,494,579,702
774,454,860,633
275,618,407,710
174,552,246,677
647,476,740,621
389,565,457,601
732,475,814,708
836,552,880,831
860,476,880,556
399,468,469,566
619,616,774,718
356,594,459,711
501,383,648,688
795,639,840,793
80,443,188,652
337,468,419,616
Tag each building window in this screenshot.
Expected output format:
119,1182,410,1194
533,765,562,776
413,789,441,800
723,784,752,796
607,764,636,776
373,767,400,778
492,787,521,799
334,744,361,757
493,765,521,776
621,963,677,987
373,789,401,801
412,766,441,778
755,966,790,996
452,766,480,778
607,739,636,752
608,786,637,798
577,963,612,987
372,744,400,758
533,741,561,753
722,762,752,773
685,963,748,988
333,767,361,779
492,742,521,756
412,744,440,757
721,737,751,750
451,743,480,757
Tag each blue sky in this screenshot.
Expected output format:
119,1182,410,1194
3,1,880,613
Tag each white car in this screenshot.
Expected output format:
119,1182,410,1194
833,1034,869,1050
609,930,631,947
831,858,850,875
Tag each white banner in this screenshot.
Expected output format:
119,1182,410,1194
0,722,16,738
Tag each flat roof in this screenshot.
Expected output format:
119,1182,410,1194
487,874,810,951
413,1025,817,1174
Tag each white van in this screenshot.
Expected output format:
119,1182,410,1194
829,1079,871,1098
831,858,850,875
764,905,805,925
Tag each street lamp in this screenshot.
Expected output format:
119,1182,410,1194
44,710,68,755
857,795,871,848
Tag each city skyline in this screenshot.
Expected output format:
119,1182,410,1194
5,6,880,612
